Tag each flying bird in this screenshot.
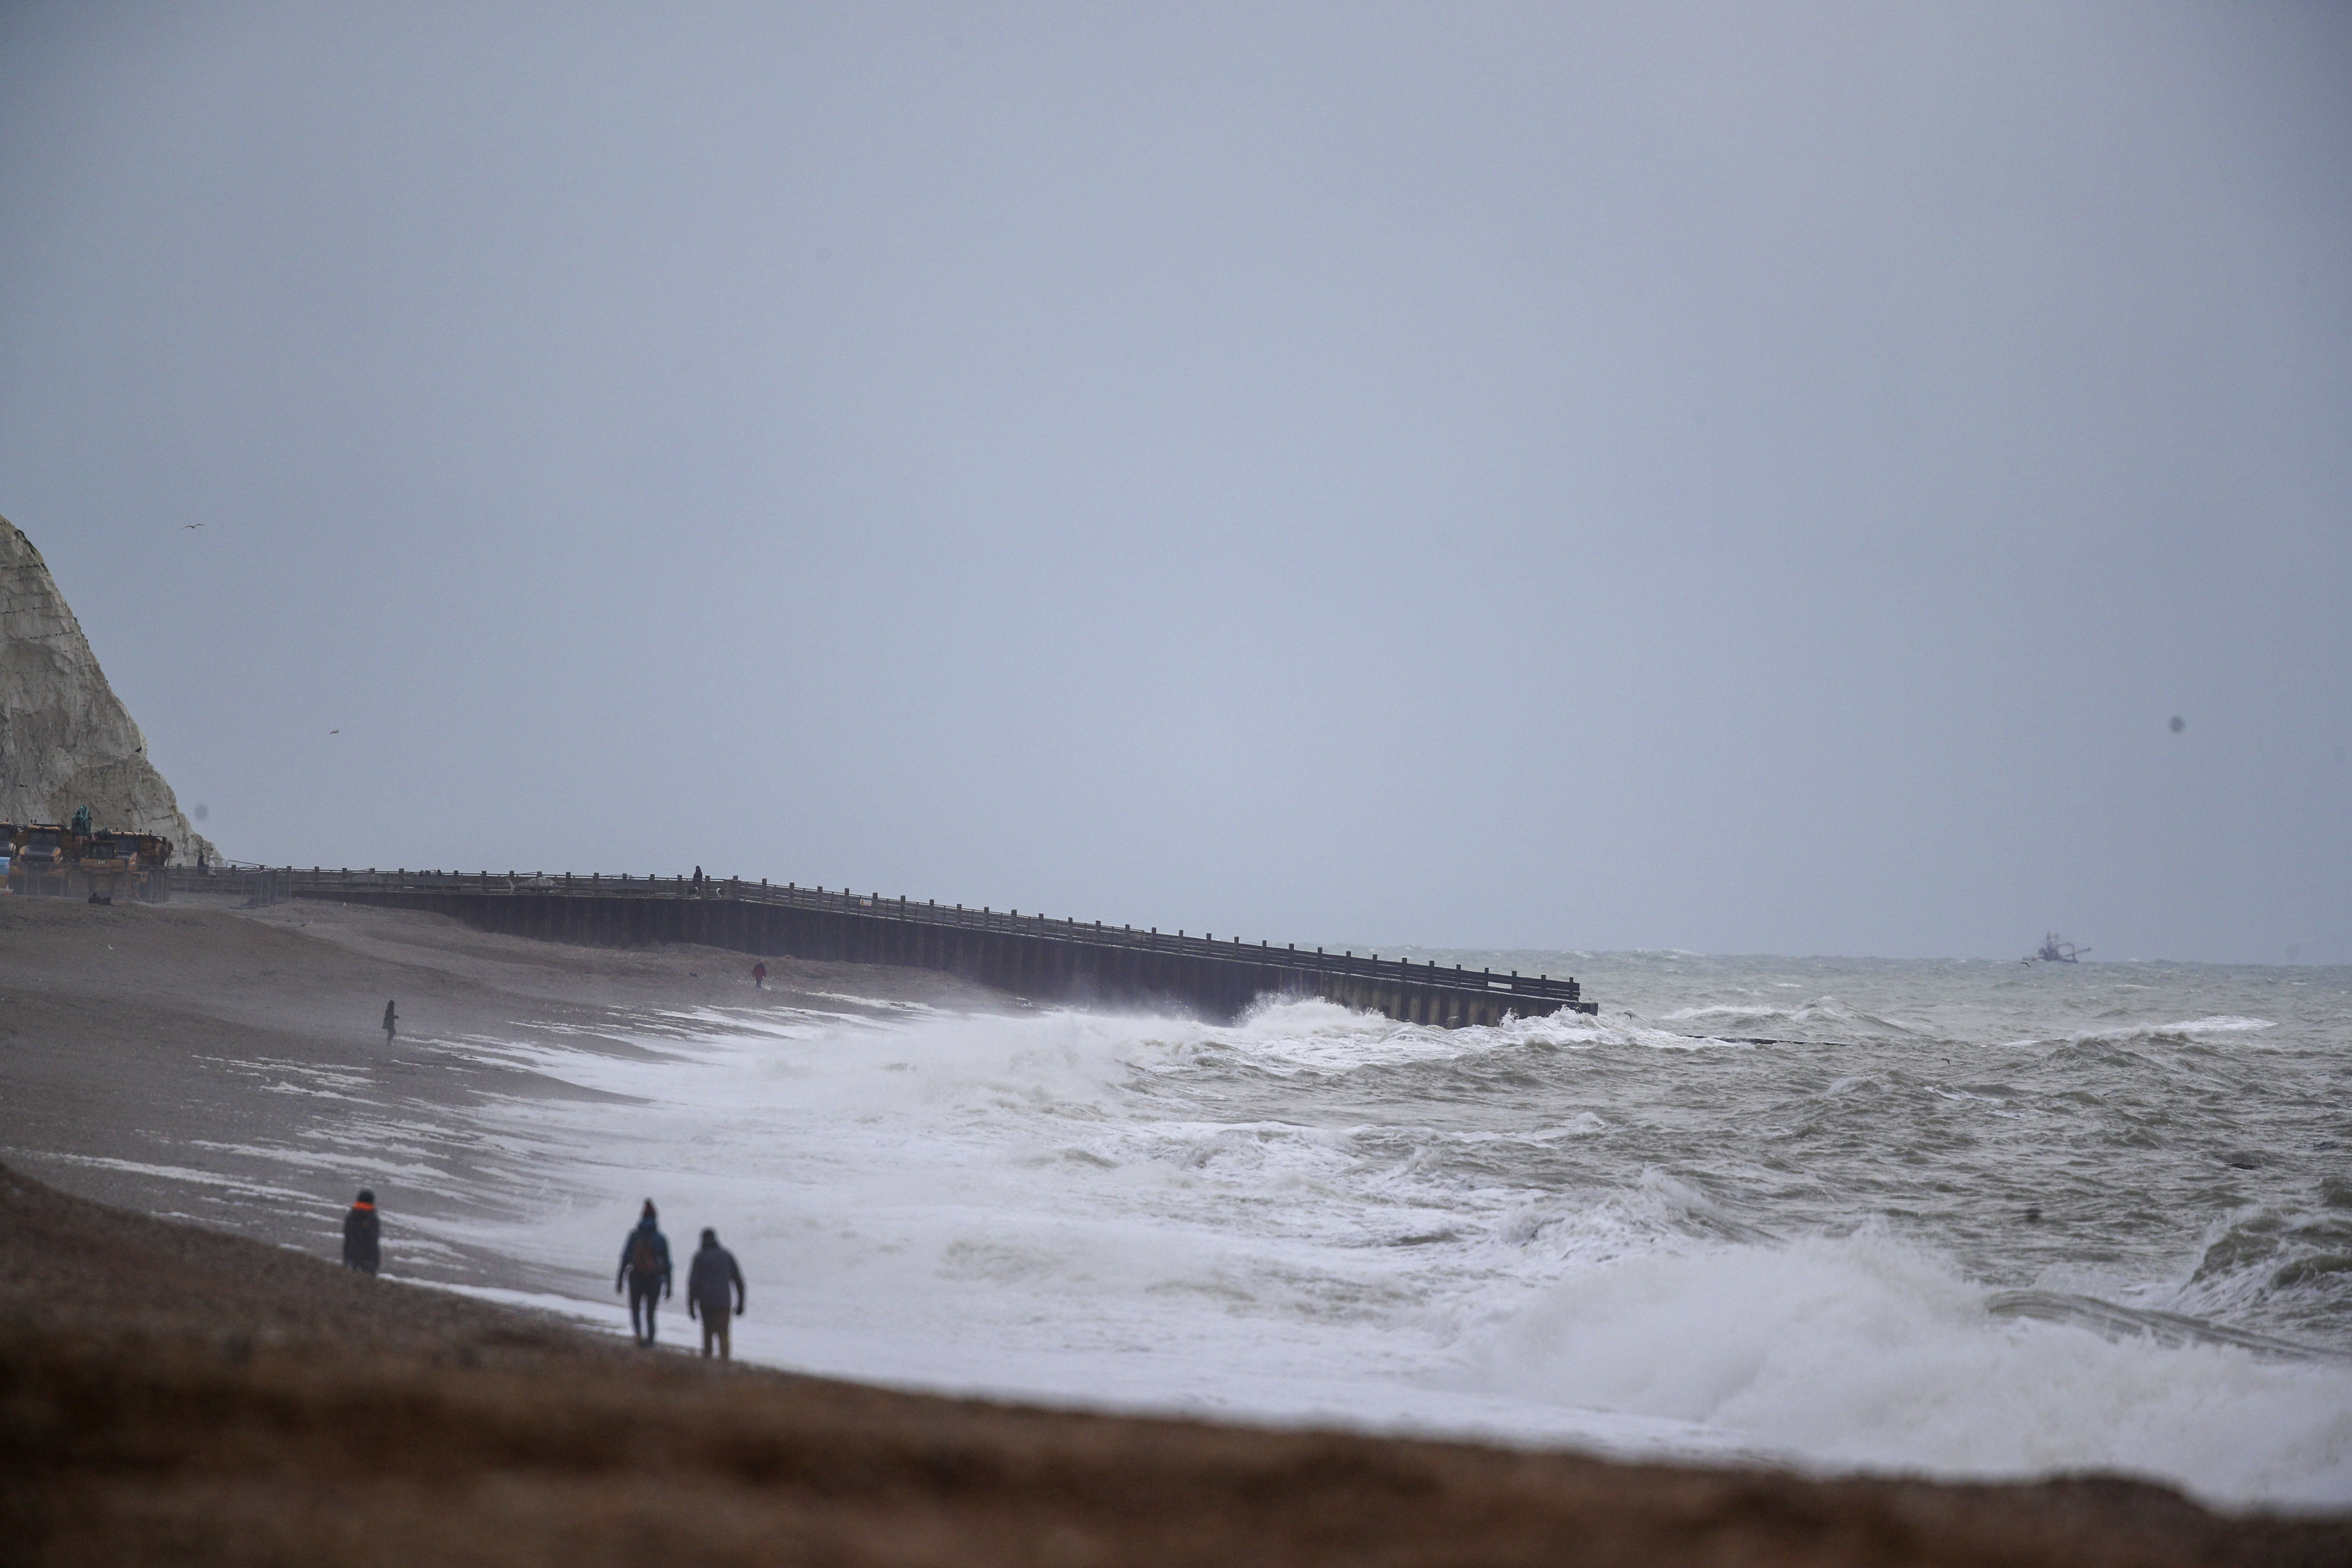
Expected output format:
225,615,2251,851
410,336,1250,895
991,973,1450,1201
183,523,203,530
329,729,340,735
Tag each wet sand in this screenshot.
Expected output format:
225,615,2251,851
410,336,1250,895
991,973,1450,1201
3,894,2349,1564
0,894,1007,1291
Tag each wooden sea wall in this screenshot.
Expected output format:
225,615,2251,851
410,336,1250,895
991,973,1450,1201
250,870,1596,1029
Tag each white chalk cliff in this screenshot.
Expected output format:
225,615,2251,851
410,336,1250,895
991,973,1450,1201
0,518,216,861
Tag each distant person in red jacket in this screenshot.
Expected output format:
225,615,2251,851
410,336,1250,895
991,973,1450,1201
752,961,767,990
342,1189,380,1274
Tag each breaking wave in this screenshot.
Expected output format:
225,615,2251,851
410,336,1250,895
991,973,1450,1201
338,952,2352,1507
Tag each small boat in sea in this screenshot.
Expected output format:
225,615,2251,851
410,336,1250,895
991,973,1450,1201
2027,933,2088,964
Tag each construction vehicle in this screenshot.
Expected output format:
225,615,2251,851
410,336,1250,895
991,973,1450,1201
77,830,173,902
3,824,70,895
1,818,173,900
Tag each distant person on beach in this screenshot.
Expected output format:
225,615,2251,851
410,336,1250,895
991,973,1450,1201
381,1000,397,1044
752,961,767,990
692,865,704,894
686,1227,747,1360
342,1189,380,1275
616,1200,672,1346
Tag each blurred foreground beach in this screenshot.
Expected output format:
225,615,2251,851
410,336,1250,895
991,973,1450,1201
6,1161,2347,1567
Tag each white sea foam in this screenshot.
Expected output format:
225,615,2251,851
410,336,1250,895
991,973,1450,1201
2040,1015,2280,1044
1464,1229,2352,1506
11,1150,325,1204
380,970,2352,1509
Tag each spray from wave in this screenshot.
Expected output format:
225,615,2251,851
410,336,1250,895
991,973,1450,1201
401,955,2352,1507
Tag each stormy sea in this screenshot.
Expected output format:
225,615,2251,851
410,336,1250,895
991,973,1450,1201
398,953,2352,1507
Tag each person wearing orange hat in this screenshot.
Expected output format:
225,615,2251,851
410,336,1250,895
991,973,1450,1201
342,1189,380,1275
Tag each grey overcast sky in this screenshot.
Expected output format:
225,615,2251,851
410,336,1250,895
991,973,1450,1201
2,3,2347,963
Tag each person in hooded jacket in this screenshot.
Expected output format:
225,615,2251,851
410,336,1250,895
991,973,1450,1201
615,1200,672,1346
686,1228,747,1360
342,1189,381,1274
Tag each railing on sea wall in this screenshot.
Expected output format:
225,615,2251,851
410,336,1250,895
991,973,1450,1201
262,866,1586,1008
164,864,294,904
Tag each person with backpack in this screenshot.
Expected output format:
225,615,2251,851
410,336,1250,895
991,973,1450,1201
342,1188,381,1274
615,1200,672,1346
685,1228,747,1360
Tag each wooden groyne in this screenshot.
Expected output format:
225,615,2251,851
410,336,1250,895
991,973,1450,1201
225,868,1597,1029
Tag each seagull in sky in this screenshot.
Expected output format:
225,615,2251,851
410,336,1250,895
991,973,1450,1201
183,523,203,530
328,729,340,735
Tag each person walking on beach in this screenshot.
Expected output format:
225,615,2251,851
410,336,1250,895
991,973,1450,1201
616,1200,672,1346
381,999,397,1044
752,961,766,990
342,1189,380,1275
686,1227,747,1360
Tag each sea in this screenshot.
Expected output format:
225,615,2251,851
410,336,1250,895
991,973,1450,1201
408,951,2352,1509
